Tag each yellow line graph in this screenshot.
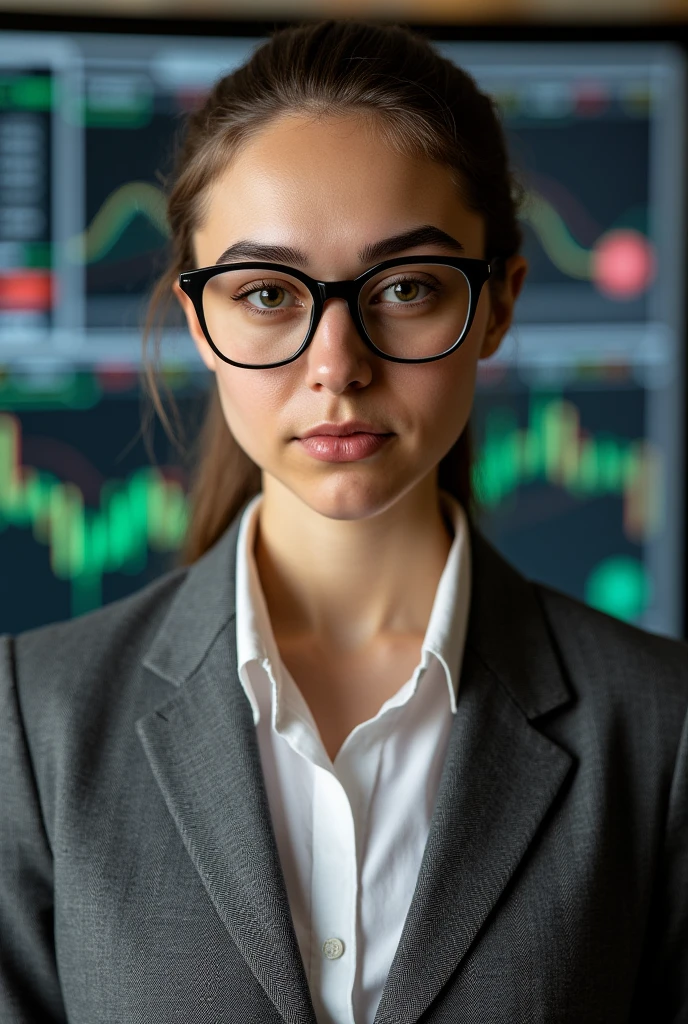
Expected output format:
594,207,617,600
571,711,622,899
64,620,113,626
65,181,169,264
520,192,592,279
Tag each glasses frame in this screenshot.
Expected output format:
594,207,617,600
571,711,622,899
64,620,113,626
178,254,495,370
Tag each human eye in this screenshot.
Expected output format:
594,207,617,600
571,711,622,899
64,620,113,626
372,273,439,307
231,279,303,315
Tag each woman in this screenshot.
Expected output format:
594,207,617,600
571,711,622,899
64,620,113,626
1,19,686,1024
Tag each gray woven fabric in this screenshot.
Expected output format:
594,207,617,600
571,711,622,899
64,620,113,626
1,500,687,1023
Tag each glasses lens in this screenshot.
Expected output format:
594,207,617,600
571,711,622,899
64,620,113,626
202,268,313,365
359,263,471,359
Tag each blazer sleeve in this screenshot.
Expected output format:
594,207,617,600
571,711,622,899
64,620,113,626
0,634,68,1023
630,690,688,1022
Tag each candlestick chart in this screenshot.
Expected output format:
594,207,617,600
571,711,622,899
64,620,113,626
0,382,658,628
475,393,660,542
0,409,187,618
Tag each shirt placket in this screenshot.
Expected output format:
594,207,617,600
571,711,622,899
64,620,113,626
310,765,358,1024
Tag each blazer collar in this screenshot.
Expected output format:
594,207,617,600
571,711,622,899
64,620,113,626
138,499,574,1024
142,496,569,718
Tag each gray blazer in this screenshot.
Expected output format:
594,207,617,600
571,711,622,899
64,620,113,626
1,501,687,1024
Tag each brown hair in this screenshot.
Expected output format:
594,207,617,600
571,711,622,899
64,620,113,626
142,18,524,564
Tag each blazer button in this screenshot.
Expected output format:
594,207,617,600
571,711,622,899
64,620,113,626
322,937,345,959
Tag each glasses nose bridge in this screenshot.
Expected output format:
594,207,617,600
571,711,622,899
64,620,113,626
312,278,369,351
318,279,358,305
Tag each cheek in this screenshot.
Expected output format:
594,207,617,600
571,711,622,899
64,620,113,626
406,315,484,438
213,365,283,460
419,361,477,439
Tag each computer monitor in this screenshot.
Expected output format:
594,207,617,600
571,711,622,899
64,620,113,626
0,23,685,637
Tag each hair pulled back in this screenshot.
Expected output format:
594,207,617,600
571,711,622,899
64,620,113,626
142,18,524,564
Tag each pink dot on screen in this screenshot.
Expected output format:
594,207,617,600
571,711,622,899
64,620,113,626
591,228,656,300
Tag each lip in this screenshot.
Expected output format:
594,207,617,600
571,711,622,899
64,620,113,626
298,420,390,439
296,432,393,463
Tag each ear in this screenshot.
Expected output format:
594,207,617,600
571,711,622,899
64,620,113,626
173,280,216,373
479,254,529,360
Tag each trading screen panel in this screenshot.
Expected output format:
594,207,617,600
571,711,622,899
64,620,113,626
0,31,685,637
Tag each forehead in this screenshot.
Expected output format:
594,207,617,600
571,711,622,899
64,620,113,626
194,113,485,267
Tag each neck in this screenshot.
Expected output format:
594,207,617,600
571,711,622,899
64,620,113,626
254,473,455,655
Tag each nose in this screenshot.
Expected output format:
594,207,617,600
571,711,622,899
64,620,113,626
301,296,373,392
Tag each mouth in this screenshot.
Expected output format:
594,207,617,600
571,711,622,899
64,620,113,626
295,431,394,463
296,422,392,440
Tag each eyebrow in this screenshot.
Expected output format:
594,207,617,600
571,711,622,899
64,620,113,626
214,224,465,267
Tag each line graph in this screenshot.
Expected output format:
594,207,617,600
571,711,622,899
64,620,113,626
521,191,592,279
67,182,168,265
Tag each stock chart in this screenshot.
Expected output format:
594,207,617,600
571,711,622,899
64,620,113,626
0,32,685,636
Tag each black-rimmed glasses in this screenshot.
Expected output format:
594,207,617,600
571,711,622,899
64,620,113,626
178,255,494,369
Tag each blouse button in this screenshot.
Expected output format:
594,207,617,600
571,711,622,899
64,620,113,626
322,937,345,959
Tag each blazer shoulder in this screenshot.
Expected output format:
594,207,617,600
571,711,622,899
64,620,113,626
533,579,688,713
2,562,191,718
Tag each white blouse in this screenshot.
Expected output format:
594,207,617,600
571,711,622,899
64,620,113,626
235,489,472,1024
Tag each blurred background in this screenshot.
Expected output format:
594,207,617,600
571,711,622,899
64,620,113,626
0,2,686,638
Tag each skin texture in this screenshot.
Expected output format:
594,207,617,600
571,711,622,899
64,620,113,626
175,112,527,753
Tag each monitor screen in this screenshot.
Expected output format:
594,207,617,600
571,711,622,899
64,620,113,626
0,28,685,636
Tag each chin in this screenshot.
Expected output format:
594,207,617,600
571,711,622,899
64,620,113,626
294,474,418,523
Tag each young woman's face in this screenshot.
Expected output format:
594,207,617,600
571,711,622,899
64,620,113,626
176,112,526,521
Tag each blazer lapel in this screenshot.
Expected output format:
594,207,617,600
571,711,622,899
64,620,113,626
136,504,318,1024
137,501,575,1024
372,527,575,1024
